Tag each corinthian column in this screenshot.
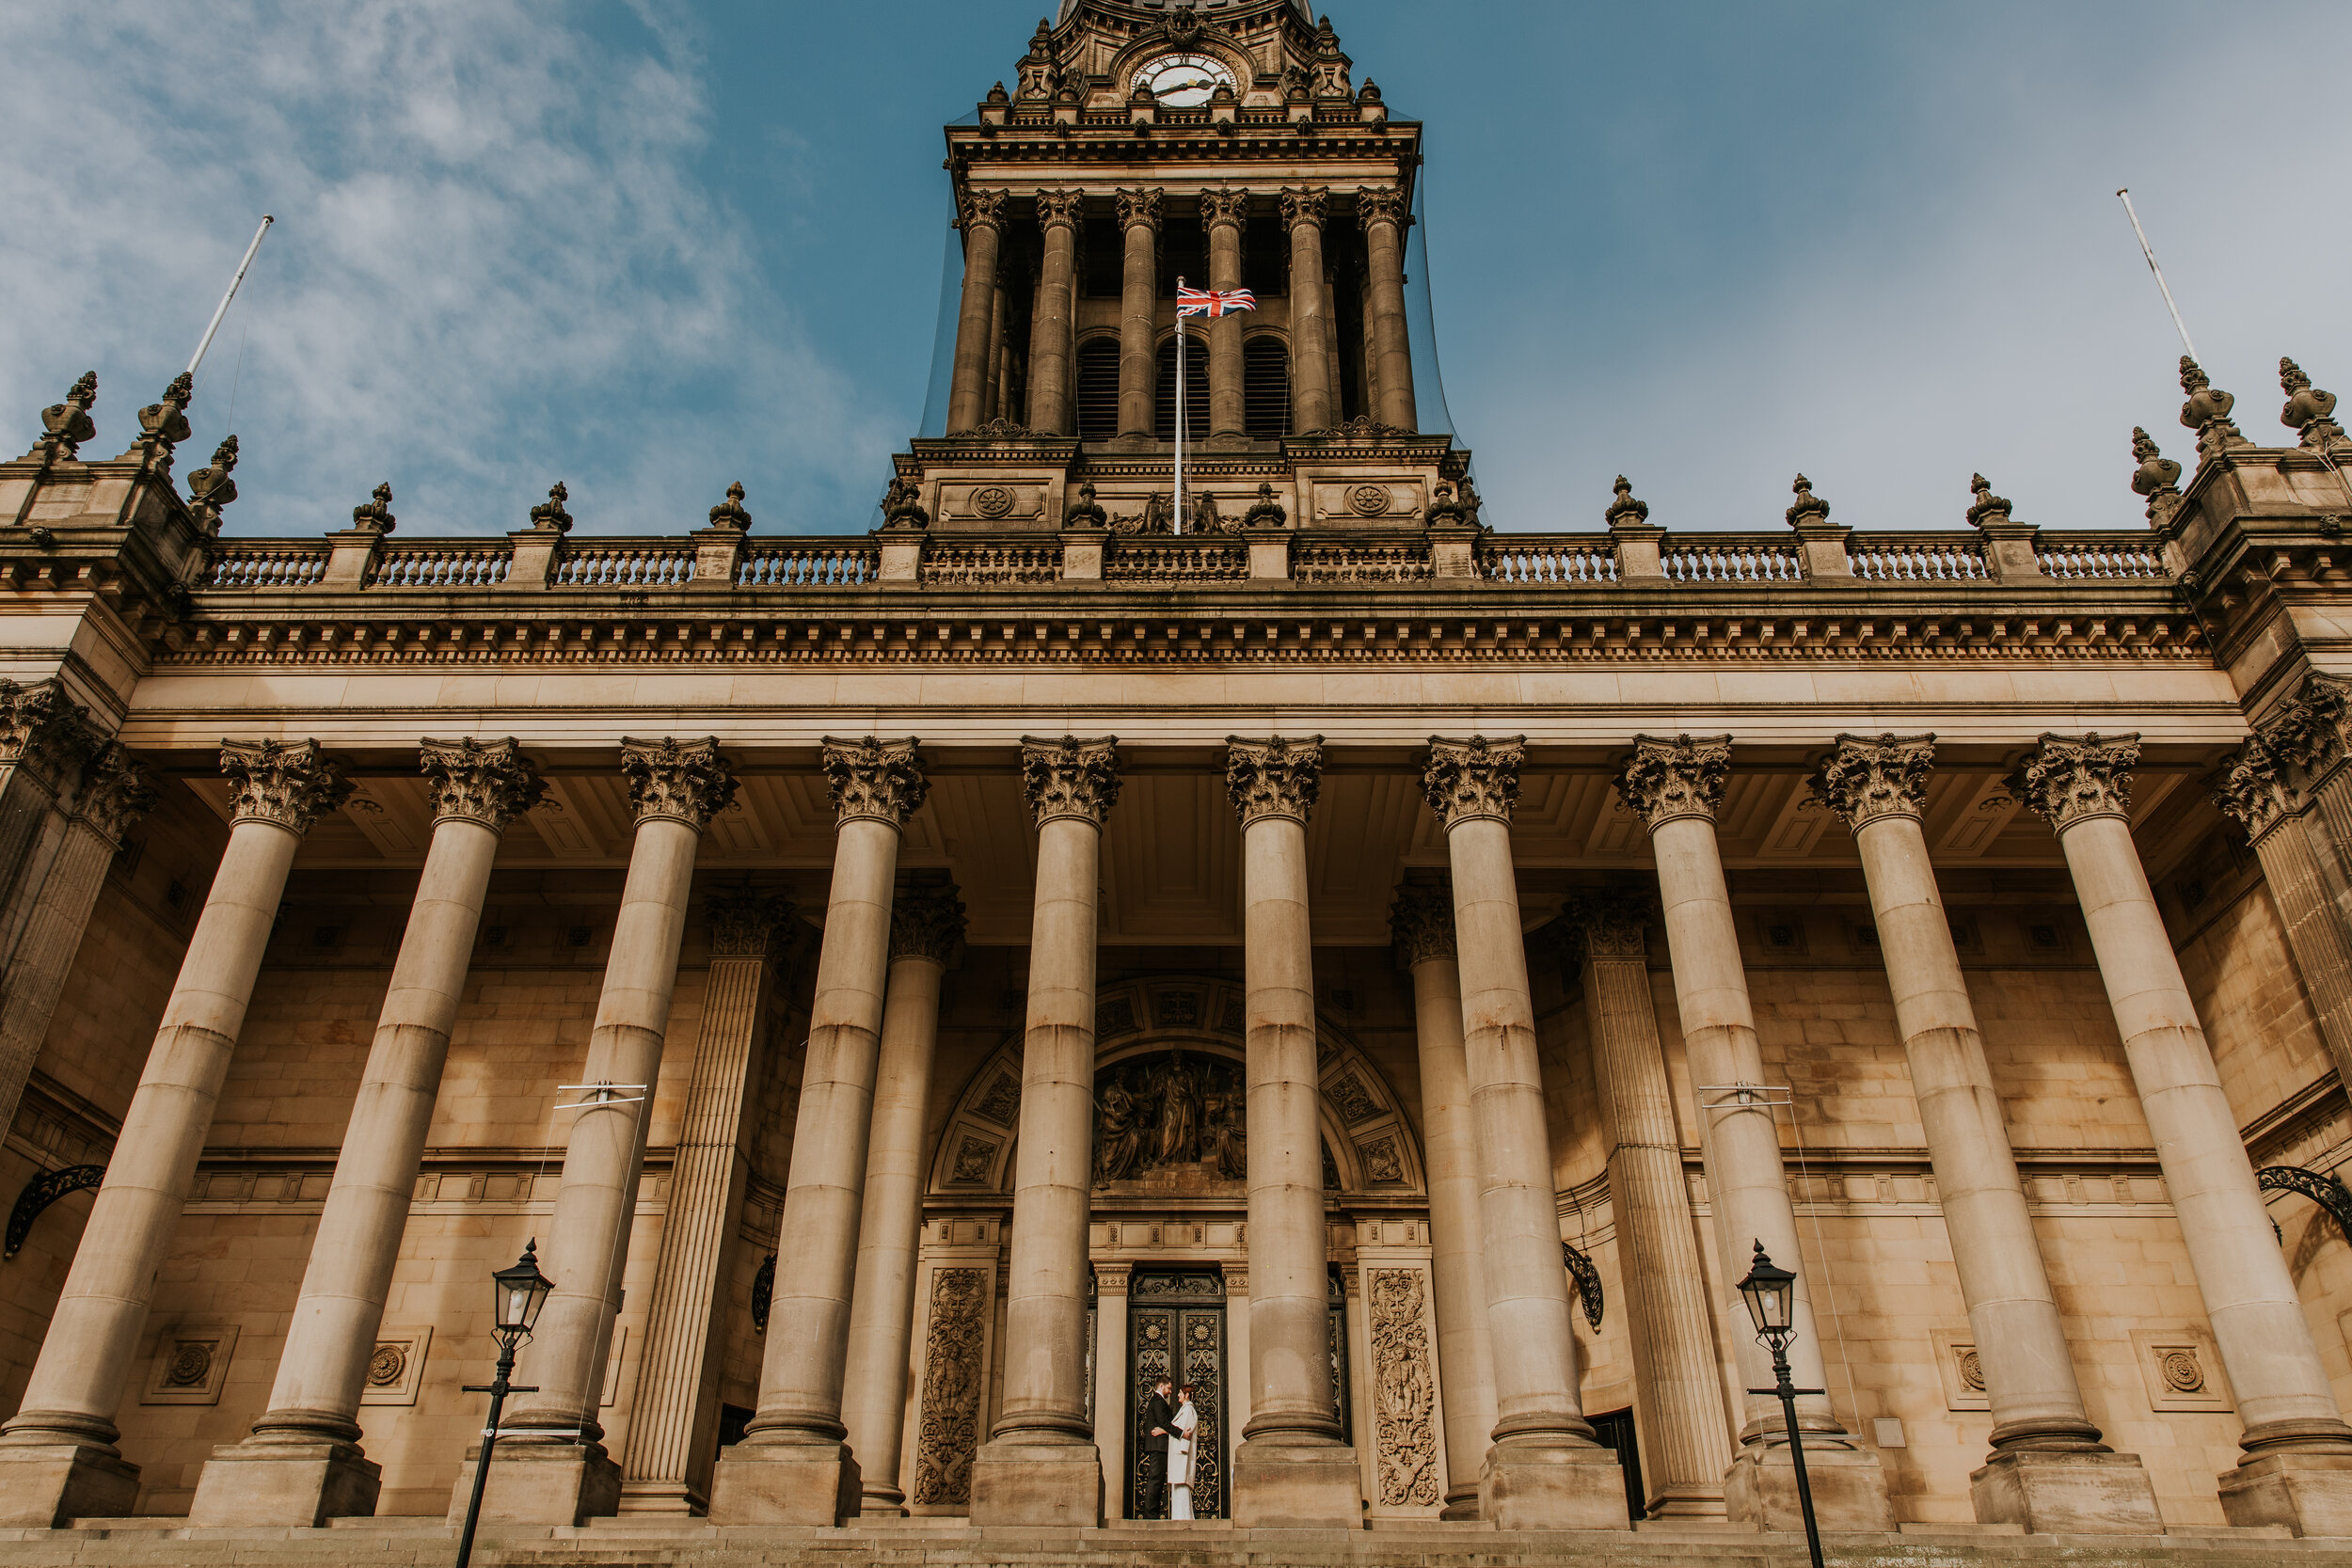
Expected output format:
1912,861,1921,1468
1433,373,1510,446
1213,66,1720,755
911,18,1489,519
0,739,349,1529
1225,736,1361,1526
2214,730,2352,1087
1356,186,1416,431
947,188,1007,433
469,737,736,1527
194,739,543,1528
1421,737,1626,1530
840,883,964,1515
1613,735,1893,1532
969,736,1120,1527
1026,190,1082,436
1811,736,2159,1533
620,892,792,1513
2013,734,2352,1536
1390,881,1498,1520
712,737,928,1526
1201,190,1249,437
1280,188,1333,433
1114,188,1162,439
1561,890,1731,1519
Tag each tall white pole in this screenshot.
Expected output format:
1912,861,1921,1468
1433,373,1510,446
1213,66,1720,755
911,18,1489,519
2115,189,2197,362
187,215,276,378
1175,275,1185,535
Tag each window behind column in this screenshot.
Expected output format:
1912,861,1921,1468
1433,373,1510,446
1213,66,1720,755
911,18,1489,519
1075,337,1120,441
1243,337,1291,438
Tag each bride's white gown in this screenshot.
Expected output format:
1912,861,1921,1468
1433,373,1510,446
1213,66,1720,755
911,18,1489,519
1168,1402,1200,1520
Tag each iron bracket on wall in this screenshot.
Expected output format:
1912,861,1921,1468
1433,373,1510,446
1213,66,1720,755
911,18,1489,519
1563,1241,1604,1330
4,1164,103,1260
2259,1164,2352,1247
751,1251,777,1333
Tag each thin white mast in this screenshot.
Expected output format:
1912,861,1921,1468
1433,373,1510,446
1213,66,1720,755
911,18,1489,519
1174,275,1185,534
187,215,275,377
2115,189,2196,361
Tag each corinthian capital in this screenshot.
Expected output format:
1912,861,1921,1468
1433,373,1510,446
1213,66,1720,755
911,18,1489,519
620,736,738,830
1279,186,1327,231
707,892,794,964
891,883,967,965
1226,735,1324,827
1200,188,1248,231
2009,733,2139,832
1021,735,1120,827
1036,188,1083,230
219,738,353,834
1389,880,1454,967
73,742,158,845
1422,735,1525,829
421,737,545,832
1562,889,1651,963
955,186,1007,233
1355,185,1408,234
1613,734,1732,829
1807,733,1935,831
822,736,929,830
0,677,95,793
2264,672,2352,784
1114,186,1163,233
2212,738,2296,844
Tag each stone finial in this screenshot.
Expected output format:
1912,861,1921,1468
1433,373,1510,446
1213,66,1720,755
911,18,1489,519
29,372,97,460
2129,426,2183,502
530,482,574,534
619,736,738,830
2281,357,2347,450
73,741,159,845
955,187,1007,234
1036,188,1083,230
1063,479,1106,531
1356,186,1408,235
1963,473,2013,530
1021,735,1121,827
707,480,752,532
820,736,929,829
2008,733,2140,832
1113,187,1163,233
121,372,195,467
420,736,545,831
1424,480,1470,530
351,482,397,534
1389,880,1454,967
707,891,795,964
1359,78,1383,104
1785,473,1829,528
1605,475,1649,529
219,737,354,833
1279,186,1328,231
2178,356,2248,461
1808,733,1936,830
1017,18,1057,102
1613,734,1733,829
2211,737,2296,845
1422,735,1526,829
0,677,96,791
1226,736,1324,826
890,882,967,965
185,436,240,533
984,81,1009,107
1561,889,1652,963
1200,188,1248,232
1242,482,1287,531
2260,671,2351,779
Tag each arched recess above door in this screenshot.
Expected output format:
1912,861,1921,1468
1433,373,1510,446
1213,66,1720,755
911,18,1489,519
927,976,1423,1200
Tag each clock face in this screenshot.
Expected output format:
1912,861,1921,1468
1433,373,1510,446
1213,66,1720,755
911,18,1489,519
1135,53,1234,108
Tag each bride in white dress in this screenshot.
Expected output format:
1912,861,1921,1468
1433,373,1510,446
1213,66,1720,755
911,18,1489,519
1168,1385,1200,1520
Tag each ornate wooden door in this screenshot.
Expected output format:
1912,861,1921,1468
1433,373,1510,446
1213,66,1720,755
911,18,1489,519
1126,1271,1227,1518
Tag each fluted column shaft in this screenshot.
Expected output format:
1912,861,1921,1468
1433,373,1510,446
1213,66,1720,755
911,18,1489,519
1202,191,1248,436
1282,189,1333,433
1115,189,1161,438
2215,723,2352,1086
840,886,963,1515
947,190,1006,434
1026,192,1080,436
1357,188,1416,431
1391,884,1498,1520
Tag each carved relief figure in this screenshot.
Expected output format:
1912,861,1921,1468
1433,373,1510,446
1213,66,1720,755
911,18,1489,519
1095,1076,1148,1185
1093,1051,1247,1186
1368,1269,1441,1507
913,1268,989,1505
1156,1053,1200,1165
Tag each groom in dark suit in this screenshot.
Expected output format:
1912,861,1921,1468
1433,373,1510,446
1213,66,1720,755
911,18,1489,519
1138,1376,1175,1518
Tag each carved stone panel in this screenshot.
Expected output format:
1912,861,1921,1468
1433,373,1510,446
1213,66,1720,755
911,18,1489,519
1367,1269,1441,1509
912,1267,990,1506
140,1322,240,1405
359,1324,433,1406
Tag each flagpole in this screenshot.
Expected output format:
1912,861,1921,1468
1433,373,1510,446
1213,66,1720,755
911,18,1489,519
188,214,275,378
1175,274,1185,535
2115,189,2197,361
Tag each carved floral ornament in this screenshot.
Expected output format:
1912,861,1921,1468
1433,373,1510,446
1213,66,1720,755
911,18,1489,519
2211,737,2296,845
0,677,97,790
1021,734,1121,827
2007,732,2139,832
219,737,354,834
618,736,738,830
1113,186,1164,233
74,743,159,845
419,736,545,832
1279,185,1328,232
1807,732,1937,831
1613,733,1732,829
707,892,795,963
820,735,929,829
1388,880,1454,967
1226,734,1324,826
890,883,967,966
1421,735,1524,829
1561,888,1650,963
2262,672,2352,784
954,186,1007,234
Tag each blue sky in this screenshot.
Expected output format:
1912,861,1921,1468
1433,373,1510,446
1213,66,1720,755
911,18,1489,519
4,2,2348,539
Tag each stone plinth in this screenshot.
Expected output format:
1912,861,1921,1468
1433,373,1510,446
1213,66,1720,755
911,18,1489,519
445,1442,619,1528
1723,1442,1895,1534
0,1440,135,1528
965,1438,1102,1528
186,1439,378,1528
1971,1449,2164,1536
2219,1449,2352,1538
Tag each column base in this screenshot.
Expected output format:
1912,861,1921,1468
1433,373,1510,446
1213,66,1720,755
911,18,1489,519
1724,1439,1894,1533
187,1439,381,1527
0,1441,138,1528
966,1435,1102,1527
859,1481,909,1518
706,1437,860,1526
2219,1450,2352,1537
1970,1448,2163,1534
446,1440,620,1527
1645,1481,1730,1519
1438,1481,1481,1521
615,1478,704,1514
1479,1437,1629,1531
1231,1436,1362,1528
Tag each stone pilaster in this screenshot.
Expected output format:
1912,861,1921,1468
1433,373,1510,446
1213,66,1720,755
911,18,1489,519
1356,187,1415,431
2213,734,2352,1088
1280,188,1333,433
947,188,1007,434
1114,188,1163,439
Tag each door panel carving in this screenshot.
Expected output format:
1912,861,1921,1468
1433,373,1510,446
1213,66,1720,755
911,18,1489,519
1127,1271,1227,1517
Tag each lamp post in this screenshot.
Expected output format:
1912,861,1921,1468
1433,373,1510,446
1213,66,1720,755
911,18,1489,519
1736,1241,1825,1568
453,1240,554,1568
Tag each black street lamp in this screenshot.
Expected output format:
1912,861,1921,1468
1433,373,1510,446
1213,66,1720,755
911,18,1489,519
453,1240,554,1568
1736,1240,1826,1568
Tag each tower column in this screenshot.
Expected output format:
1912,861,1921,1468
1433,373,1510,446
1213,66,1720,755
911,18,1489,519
1613,735,1894,1533
1025,190,1081,436
968,737,1120,1526
1421,737,1627,1530
1356,186,1416,431
0,740,349,1529
192,739,543,1528
1226,737,1362,1527
946,189,1006,434
2013,734,2352,1537
1114,188,1162,439
1811,735,2161,1533
1201,189,1248,438
1281,188,1333,433
1390,882,1499,1520
1561,892,1732,1519
459,738,736,1528
839,884,965,1516
711,739,930,1526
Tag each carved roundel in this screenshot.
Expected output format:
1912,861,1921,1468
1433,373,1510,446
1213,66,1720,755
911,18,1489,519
2159,1349,2205,1394
1347,483,1391,516
972,484,1016,519
166,1343,214,1388
368,1344,408,1387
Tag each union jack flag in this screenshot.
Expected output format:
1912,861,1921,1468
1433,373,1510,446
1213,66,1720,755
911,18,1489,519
1177,284,1257,318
